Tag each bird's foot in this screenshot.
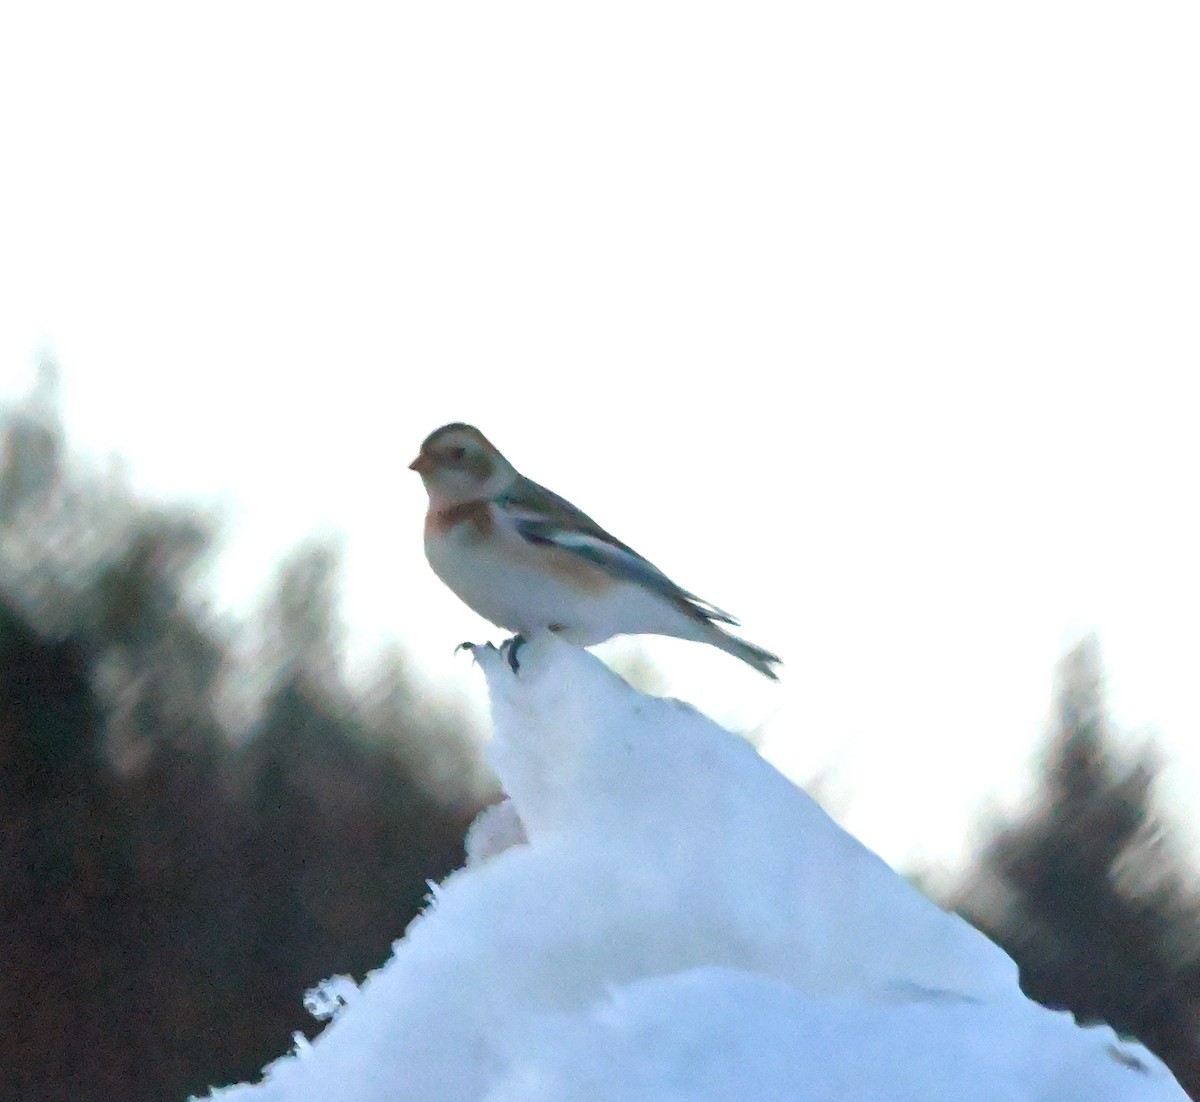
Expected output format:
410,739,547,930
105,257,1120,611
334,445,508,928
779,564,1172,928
455,637,526,672
500,633,527,673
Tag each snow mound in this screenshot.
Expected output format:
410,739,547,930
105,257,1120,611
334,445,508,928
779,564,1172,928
203,633,1185,1102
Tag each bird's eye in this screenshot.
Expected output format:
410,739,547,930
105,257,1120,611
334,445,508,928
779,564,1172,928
447,446,467,462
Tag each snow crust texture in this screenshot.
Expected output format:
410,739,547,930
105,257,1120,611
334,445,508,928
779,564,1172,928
204,633,1186,1102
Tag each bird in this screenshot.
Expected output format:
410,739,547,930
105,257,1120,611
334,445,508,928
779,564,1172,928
409,422,781,679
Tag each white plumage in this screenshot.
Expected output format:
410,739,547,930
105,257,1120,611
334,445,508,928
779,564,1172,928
410,423,780,679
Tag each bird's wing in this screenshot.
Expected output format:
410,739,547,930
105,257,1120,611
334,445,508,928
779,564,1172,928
494,477,739,627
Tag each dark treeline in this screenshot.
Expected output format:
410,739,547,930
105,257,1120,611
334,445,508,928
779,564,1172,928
948,639,1200,1097
4,373,1200,1099
1,374,495,1102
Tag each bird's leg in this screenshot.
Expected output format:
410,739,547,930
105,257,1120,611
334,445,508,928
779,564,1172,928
502,633,527,673
454,641,478,655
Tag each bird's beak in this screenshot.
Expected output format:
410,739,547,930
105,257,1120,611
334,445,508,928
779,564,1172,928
409,453,433,474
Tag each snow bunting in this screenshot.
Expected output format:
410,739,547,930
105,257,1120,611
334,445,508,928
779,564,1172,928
409,423,781,679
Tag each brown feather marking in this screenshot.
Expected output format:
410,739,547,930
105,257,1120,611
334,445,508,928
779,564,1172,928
429,499,495,538
537,544,618,593
465,451,495,480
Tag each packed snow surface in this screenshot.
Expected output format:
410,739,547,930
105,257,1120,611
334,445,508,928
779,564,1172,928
204,634,1185,1101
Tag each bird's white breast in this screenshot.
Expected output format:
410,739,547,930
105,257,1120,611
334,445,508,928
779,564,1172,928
423,503,682,645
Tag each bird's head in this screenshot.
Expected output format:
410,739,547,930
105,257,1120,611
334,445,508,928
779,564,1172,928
409,423,517,504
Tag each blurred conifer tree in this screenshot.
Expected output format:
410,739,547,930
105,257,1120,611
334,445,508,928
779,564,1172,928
952,638,1200,1097
0,372,493,1102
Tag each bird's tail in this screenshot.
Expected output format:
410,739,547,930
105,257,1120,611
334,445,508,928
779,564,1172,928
711,629,782,681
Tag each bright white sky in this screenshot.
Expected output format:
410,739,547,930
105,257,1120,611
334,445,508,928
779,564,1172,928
2,1,1197,870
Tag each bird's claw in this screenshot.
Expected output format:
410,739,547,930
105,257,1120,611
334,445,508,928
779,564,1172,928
455,638,523,672
501,633,527,674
